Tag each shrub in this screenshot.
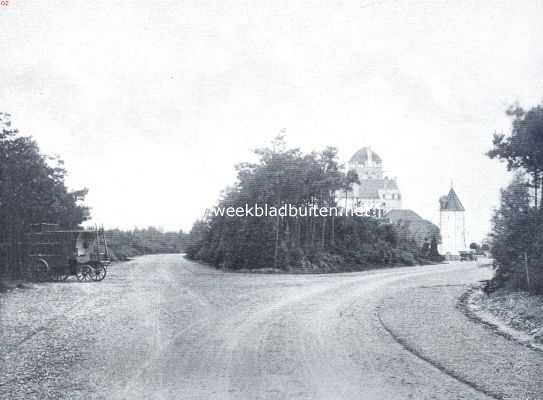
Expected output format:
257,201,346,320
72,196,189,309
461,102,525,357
490,175,543,293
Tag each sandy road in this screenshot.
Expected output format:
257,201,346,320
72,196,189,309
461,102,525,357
2,254,533,399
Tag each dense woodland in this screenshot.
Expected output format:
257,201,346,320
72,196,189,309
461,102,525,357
105,227,189,261
0,113,89,277
186,137,441,272
4,100,542,284
0,111,441,277
0,113,189,278
488,104,543,293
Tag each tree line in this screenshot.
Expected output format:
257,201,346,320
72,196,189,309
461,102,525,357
186,136,441,272
0,113,89,278
488,103,543,293
105,227,189,261
0,113,192,278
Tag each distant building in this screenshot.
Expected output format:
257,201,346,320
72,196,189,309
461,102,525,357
385,209,440,248
385,209,422,223
439,188,466,256
338,147,402,215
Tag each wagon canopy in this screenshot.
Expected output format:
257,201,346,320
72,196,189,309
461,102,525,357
26,227,109,264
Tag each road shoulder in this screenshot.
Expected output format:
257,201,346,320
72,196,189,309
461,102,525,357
378,284,543,400
463,286,543,352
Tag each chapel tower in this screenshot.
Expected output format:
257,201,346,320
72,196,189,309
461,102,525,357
439,187,466,257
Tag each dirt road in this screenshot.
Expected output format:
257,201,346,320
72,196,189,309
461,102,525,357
1,255,541,399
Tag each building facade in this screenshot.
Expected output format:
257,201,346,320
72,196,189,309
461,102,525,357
439,188,466,256
338,147,402,215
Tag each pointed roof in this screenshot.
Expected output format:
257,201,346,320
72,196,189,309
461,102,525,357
440,188,465,211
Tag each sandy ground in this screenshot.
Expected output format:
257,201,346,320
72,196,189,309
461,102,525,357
467,287,543,350
1,254,541,400
380,286,543,400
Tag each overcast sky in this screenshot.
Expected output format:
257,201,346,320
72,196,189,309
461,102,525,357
1,0,542,242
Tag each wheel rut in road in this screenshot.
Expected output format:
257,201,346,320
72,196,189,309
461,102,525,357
378,285,543,400
2,256,503,400
122,262,492,400
376,302,501,400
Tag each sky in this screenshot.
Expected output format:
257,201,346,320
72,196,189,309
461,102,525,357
1,0,542,243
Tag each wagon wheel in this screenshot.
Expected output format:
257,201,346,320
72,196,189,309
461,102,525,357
32,258,49,282
50,272,69,282
76,265,92,282
90,264,107,282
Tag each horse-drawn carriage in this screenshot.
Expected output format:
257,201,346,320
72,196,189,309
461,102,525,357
26,223,110,282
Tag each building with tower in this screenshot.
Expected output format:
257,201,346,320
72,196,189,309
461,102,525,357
338,146,442,255
338,147,402,215
439,187,467,257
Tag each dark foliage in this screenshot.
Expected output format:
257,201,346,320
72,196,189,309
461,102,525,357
392,219,443,263
186,137,429,272
490,174,543,292
0,113,89,277
488,104,543,209
488,103,543,293
105,227,189,261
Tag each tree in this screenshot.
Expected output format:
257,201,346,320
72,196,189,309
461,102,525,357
0,113,89,277
341,170,360,210
430,237,440,259
489,172,543,292
487,103,543,292
186,136,431,271
469,242,480,251
105,227,189,260
488,104,543,209
421,240,430,257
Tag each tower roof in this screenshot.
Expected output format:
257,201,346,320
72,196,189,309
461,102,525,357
440,188,465,211
349,147,382,164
